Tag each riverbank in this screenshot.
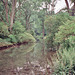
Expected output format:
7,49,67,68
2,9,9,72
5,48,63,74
0,42,58,75
0,42,29,50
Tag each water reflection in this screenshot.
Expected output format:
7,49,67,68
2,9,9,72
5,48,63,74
0,43,58,75
0,43,35,68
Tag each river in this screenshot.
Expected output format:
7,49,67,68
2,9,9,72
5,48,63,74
0,43,58,75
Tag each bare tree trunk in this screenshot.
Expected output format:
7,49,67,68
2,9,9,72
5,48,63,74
19,0,21,10
10,0,16,32
26,19,28,30
72,2,75,16
25,14,31,30
1,0,9,23
70,1,75,16
65,0,69,13
5,0,9,23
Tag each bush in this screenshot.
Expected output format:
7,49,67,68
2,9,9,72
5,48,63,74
0,38,7,43
15,32,36,43
54,48,75,75
44,12,72,34
45,34,54,49
12,21,36,43
0,38,12,47
53,16,75,75
0,21,36,45
13,21,26,34
8,34,17,43
54,20,75,49
44,13,72,49
0,22,9,37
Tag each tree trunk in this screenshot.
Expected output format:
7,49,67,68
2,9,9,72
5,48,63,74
70,1,75,16
1,0,9,23
25,14,31,30
72,2,75,16
10,0,16,32
5,0,9,23
26,19,28,30
65,0,69,13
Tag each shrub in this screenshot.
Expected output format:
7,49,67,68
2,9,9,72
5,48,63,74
45,34,54,49
15,32,36,43
44,12,72,34
0,21,36,44
54,48,75,75
54,20,75,49
8,34,17,43
0,22,9,37
0,38,12,47
53,17,75,75
44,13,72,49
13,21,26,34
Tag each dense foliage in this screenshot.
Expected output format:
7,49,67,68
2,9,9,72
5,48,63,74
0,21,36,45
0,0,75,74
44,12,75,74
53,19,75,74
44,13,72,49
53,48,75,75
54,20,75,49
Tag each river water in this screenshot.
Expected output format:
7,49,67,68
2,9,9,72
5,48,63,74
0,43,58,75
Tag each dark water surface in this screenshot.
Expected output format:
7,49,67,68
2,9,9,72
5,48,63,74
0,43,58,75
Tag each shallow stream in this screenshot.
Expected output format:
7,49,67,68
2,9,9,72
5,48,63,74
0,43,58,75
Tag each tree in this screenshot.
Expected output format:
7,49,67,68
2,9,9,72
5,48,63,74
71,0,75,16
65,0,75,16
65,0,69,13
10,0,17,32
1,0,9,23
1,0,17,32
44,12,72,49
